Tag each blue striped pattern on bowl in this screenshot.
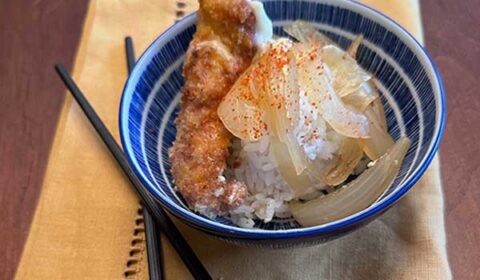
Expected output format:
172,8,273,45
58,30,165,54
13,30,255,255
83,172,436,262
120,0,445,245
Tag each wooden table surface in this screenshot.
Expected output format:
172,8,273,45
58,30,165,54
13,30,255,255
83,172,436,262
1,0,478,279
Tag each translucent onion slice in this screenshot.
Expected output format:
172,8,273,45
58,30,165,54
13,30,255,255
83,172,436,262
283,21,333,46
347,34,364,59
322,45,371,97
342,81,379,112
269,51,300,141
370,97,388,131
322,138,364,186
266,98,309,176
295,44,369,138
339,80,391,160
218,39,294,141
218,60,267,141
290,136,411,227
270,138,317,196
305,136,363,187
360,99,394,160
263,48,310,175
263,76,312,192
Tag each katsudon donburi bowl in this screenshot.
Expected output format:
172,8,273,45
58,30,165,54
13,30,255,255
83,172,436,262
119,0,445,247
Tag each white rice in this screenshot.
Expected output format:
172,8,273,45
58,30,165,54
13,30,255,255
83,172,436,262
295,90,343,161
225,136,293,228
226,130,343,228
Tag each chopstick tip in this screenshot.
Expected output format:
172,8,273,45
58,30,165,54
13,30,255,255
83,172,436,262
54,63,67,74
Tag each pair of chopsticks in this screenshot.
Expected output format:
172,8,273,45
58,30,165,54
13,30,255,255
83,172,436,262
54,37,212,280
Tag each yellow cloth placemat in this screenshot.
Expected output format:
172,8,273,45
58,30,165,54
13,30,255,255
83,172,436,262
16,0,451,279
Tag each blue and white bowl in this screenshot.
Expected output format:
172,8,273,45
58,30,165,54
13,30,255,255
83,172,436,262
120,0,445,247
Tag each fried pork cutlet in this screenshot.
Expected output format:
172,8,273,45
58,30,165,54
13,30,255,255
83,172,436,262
169,0,257,216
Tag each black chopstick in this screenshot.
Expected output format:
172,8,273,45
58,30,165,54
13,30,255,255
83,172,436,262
125,36,164,280
54,64,212,280
125,37,136,74
142,205,164,279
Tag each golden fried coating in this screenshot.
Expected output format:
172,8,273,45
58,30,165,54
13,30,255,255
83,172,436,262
169,0,257,215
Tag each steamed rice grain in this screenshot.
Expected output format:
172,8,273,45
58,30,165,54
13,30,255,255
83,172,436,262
227,134,334,228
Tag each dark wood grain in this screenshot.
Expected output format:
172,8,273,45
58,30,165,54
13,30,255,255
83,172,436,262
0,0,479,279
421,0,480,279
0,1,88,279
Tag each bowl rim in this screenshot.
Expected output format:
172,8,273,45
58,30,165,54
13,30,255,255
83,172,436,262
119,0,446,239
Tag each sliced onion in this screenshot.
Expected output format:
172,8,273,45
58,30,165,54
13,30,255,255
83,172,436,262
305,136,363,187
342,80,379,112
266,104,309,176
295,44,369,138
290,136,411,227
265,47,311,175
269,51,299,141
219,40,372,141
269,104,329,197
218,39,295,141
360,98,394,160
283,21,333,46
322,45,371,97
347,34,364,59
270,138,316,196
218,58,267,141
322,138,364,186
370,96,388,131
